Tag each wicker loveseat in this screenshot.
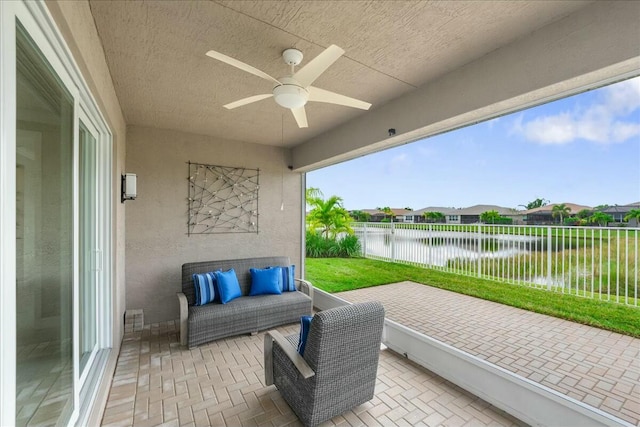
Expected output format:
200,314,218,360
177,256,313,348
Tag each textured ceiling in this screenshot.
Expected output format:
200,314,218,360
89,0,591,148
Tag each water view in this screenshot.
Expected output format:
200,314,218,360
354,223,638,305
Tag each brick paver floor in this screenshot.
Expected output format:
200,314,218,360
102,319,524,426
337,281,640,425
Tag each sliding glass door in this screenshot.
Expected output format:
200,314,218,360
15,23,75,427
3,5,113,425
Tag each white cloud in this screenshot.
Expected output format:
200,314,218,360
523,113,575,144
515,76,640,145
604,77,640,115
386,153,411,173
509,113,524,135
612,121,640,142
486,117,500,129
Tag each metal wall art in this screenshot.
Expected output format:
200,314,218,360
188,162,259,234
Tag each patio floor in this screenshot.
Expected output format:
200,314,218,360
101,320,524,426
337,281,640,425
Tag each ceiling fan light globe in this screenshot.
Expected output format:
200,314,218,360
273,84,309,109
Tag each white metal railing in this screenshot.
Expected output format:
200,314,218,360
353,222,639,306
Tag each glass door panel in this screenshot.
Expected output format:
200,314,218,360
15,23,74,427
79,121,97,377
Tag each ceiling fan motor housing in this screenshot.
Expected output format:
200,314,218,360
282,48,303,66
273,77,308,109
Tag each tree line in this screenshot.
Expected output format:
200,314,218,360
307,189,640,231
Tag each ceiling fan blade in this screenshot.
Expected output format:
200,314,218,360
308,86,371,110
293,45,345,88
206,50,281,85
223,94,273,109
291,106,308,128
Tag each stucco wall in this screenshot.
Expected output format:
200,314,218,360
126,126,302,324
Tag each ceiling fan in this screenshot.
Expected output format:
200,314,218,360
205,45,371,128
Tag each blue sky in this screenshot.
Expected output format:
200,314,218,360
307,76,640,211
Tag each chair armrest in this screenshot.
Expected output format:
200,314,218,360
295,278,314,302
264,330,315,386
177,292,188,346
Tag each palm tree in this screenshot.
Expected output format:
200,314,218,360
381,206,395,223
624,209,640,224
589,212,613,227
305,187,324,206
350,210,371,222
480,210,501,224
306,191,353,239
551,203,571,224
520,197,549,210
576,209,592,219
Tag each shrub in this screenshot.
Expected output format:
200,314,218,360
494,216,513,225
480,210,512,224
337,234,361,257
564,217,579,226
306,230,361,258
306,230,333,258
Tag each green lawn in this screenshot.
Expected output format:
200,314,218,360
305,257,640,338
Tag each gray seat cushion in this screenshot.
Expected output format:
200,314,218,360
188,291,311,347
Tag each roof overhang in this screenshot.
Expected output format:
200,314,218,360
88,1,640,171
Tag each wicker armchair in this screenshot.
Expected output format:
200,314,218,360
264,302,385,427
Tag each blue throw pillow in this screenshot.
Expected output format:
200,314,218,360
192,271,217,306
281,265,296,292
215,269,242,304
297,315,313,355
269,265,296,292
249,267,282,296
